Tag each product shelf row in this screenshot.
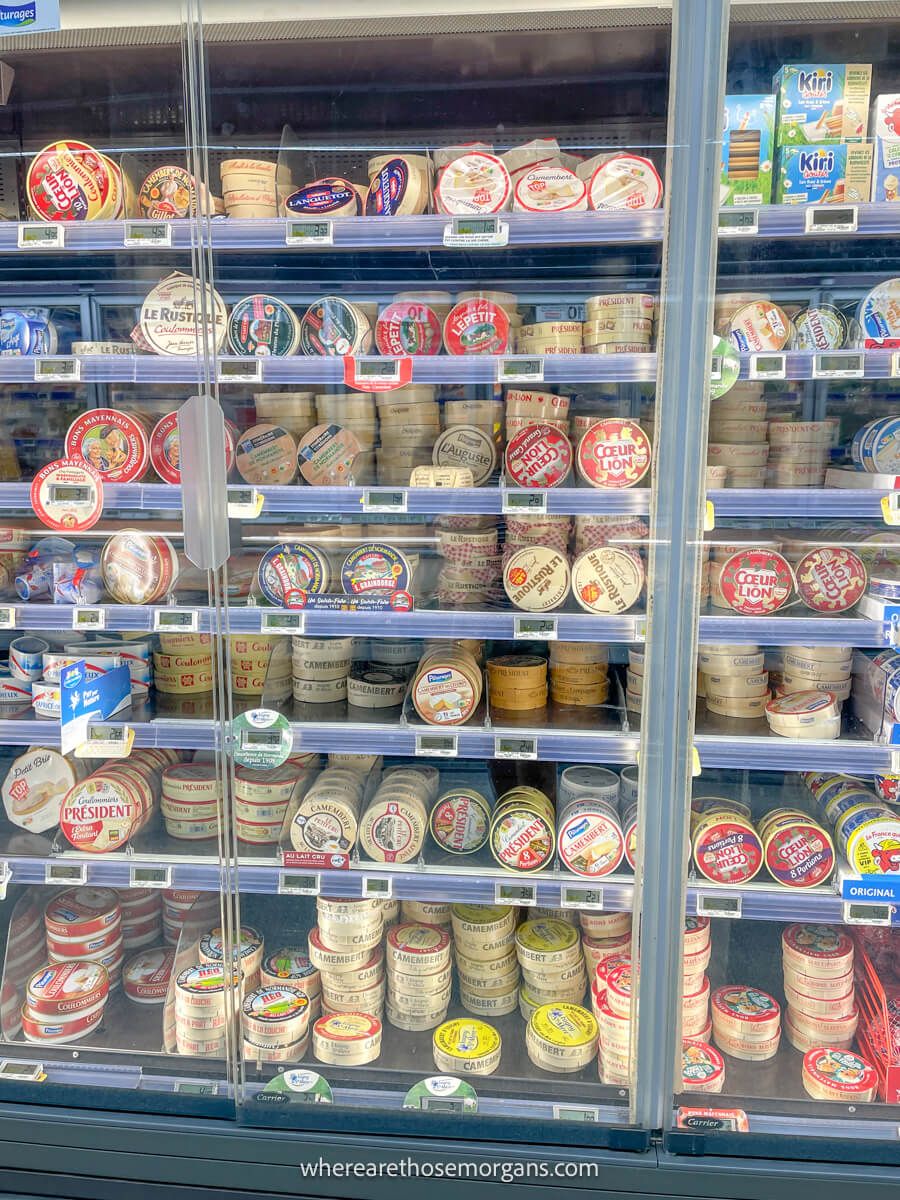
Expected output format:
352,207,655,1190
3,850,890,928
8,202,900,255
4,483,890,519
0,714,895,772
2,603,887,646
15,349,900,384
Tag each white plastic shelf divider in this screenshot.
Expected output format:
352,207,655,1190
248,485,653,516
0,717,218,750
698,614,889,646
290,721,640,765
8,350,899,384
0,852,636,909
695,733,894,772
231,607,646,641
3,209,666,253
686,880,849,924
709,488,886,518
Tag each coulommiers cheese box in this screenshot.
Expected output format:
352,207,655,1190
720,95,775,206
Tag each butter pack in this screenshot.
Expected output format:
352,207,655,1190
774,63,872,148
720,94,775,206
775,143,873,205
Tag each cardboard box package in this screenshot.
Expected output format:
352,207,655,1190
774,63,872,148
720,94,775,206
871,94,900,201
776,143,873,205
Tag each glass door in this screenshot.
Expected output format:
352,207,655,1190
0,2,235,1115
667,1,900,1157
188,0,680,1142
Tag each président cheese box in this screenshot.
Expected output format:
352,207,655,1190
773,64,872,149
870,94,900,202
720,95,775,207
775,144,873,205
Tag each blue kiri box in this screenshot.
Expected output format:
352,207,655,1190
720,94,775,206
776,143,873,204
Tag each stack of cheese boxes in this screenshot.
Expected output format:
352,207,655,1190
230,634,290,703
551,640,609,708
769,642,853,708
386,921,453,1030
317,391,376,483
292,636,353,706
154,632,215,697
310,896,386,1023
767,421,832,488
161,762,222,842
453,904,519,1019
698,642,768,722
781,922,857,1054
707,380,768,490
378,384,441,484
436,518,502,609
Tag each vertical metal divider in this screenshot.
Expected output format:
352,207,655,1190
630,0,730,1132
179,0,243,1103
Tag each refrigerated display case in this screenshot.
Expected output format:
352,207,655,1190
0,2,897,1198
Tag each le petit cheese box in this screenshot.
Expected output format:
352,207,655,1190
774,63,872,148
776,143,873,205
720,94,775,206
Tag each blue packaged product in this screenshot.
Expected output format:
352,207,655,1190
284,178,361,217
773,63,872,147
775,144,873,205
257,542,330,608
720,95,775,206
341,543,410,596
865,417,900,474
0,308,57,357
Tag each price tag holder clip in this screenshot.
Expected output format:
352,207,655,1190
75,724,135,760
153,608,199,633
278,872,321,895
494,735,538,760
362,489,407,514
18,223,64,249
285,219,334,247
123,222,173,248
414,733,458,758
498,357,544,384
218,359,263,384
129,865,171,889
696,892,742,919
443,215,509,248
718,208,759,238
35,357,80,383
494,881,537,906
227,487,264,519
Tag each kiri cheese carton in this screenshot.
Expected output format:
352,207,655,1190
776,143,873,205
720,94,775,206
871,94,900,201
774,63,872,148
